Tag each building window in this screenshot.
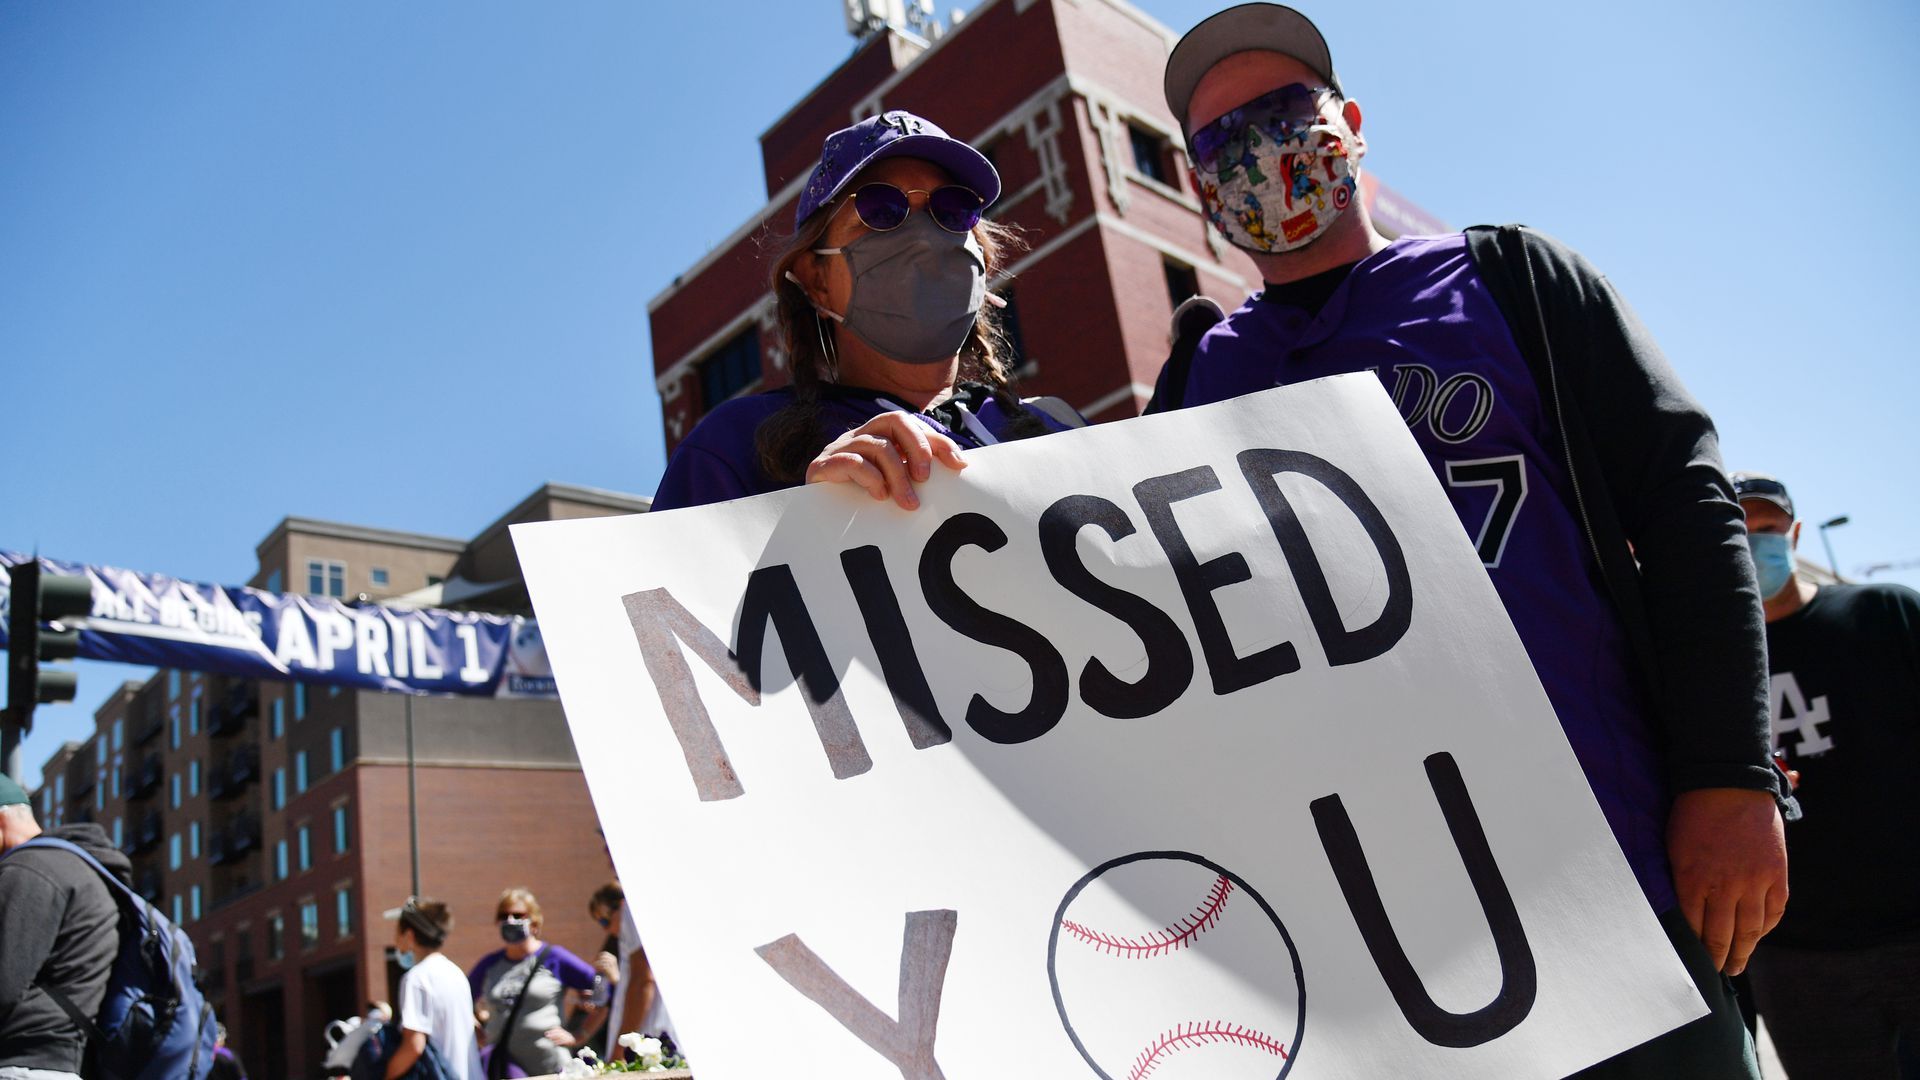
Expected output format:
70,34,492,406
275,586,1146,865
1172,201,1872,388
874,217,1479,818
333,806,350,853
190,822,201,859
54,776,63,804
272,768,286,810
329,729,344,773
267,914,284,961
370,567,389,588
169,707,181,749
1163,259,1199,309
168,670,181,700
307,560,346,599
96,738,106,765
336,888,352,937
265,568,282,594
189,690,200,736
112,719,124,751
275,841,289,881
1129,124,1172,185
297,826,311,871
172,895,184,924
294,684,307,720
271,699,284,739
189,759,200,797
300,902,320,947
169,833,182,871
190,886,202,923
295,752,308,793
697,326,764,410
170,773,182,809
108,769,118,800
112,817,123,848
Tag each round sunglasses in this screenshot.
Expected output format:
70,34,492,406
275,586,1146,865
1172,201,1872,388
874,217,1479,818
843,182,985,234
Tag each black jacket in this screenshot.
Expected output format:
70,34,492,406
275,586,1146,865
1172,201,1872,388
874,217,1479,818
1463,225,1777,798
0,822,131,1072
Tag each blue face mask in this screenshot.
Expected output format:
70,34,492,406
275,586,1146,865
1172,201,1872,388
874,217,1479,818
1748,532,1795,598
394,949,417,971
500,917,532,945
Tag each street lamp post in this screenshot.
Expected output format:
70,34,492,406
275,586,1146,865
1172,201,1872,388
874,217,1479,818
1818,515,1851,580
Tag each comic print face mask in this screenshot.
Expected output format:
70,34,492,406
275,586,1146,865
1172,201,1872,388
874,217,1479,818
1189,83,1357,254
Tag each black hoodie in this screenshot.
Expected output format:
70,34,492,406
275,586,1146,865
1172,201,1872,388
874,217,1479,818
0,821,131,1072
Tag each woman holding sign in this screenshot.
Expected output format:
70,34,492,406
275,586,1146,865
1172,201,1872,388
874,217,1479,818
651,110,1082,512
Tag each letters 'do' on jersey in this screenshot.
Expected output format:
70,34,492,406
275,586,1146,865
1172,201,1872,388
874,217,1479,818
513,375,1702,1080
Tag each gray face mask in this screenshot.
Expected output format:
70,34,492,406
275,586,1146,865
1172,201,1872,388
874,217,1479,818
803,213,987,365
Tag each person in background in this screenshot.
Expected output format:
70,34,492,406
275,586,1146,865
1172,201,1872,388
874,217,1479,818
207,1024,248,1080
589,883,679,1064
0,773,127,1080
1734,472,1920,1078
468,888,597,1079
650,109,1082,514
384,897,475,1080
1151,5,1791,1076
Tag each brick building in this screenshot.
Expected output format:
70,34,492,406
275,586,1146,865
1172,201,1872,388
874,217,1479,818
648,0,1446,451
30,482,648,1079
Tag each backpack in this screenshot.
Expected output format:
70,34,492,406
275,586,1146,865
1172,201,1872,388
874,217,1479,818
345,1019,462,1080
14,836,218,1080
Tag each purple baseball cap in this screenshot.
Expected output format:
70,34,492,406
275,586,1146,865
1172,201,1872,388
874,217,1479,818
794,110,1001,228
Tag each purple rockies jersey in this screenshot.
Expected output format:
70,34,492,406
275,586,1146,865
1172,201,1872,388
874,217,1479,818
1179,233,1673,911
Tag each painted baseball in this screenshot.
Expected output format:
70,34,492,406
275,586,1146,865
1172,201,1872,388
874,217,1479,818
1049,851,1305,1080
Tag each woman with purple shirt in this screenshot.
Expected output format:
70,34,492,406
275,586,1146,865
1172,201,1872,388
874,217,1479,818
468,888,598,1078
652,109,1081,513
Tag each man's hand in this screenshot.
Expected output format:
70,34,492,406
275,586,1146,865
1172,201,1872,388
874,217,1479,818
1667,787,1787,976
594,951,620,984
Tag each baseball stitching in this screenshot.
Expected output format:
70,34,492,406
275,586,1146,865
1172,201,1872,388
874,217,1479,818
1129,1021,1290,1080
1060,874,1233,958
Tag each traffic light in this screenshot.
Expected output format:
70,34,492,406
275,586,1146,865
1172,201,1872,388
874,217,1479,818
6,559,94,736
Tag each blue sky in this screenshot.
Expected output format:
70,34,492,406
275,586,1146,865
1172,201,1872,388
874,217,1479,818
3,0,1915,778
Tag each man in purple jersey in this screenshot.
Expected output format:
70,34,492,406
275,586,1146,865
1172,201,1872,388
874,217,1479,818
1156,6,1789,1076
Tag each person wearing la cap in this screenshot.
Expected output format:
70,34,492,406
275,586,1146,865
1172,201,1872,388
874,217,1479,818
0,772,128,1080
1732,471,1920,1078
651,109,1084,514
1155,6,1787,1076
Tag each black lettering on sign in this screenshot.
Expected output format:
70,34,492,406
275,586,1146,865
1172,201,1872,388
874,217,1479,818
1038,494,1195,719
1309,752,1537,1047
621,567,871,802
1134,466,1300,696
918,513,1070,744
1237,449,1412,667
840,545,952,749
757,909,958,1080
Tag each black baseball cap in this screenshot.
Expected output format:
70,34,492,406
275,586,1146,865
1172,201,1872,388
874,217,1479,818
1164,4,1343,133
1731,472,1795,519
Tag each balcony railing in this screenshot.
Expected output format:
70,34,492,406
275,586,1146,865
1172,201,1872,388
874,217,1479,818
208,684,258,737
124,754,162,801
131,708,164,746
210,814,261,865
134,812,163,853
210,745,260,801
135,869,162,903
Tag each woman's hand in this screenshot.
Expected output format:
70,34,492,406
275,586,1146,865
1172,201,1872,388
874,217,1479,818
805,413,966,510
543,1026,578,1048
594,951,620,983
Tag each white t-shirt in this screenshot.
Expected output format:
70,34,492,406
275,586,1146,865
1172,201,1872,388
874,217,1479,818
607,908,679,1052
399,952,477,1080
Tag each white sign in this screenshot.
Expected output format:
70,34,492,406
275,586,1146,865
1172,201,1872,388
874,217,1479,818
513,376,1702,1079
